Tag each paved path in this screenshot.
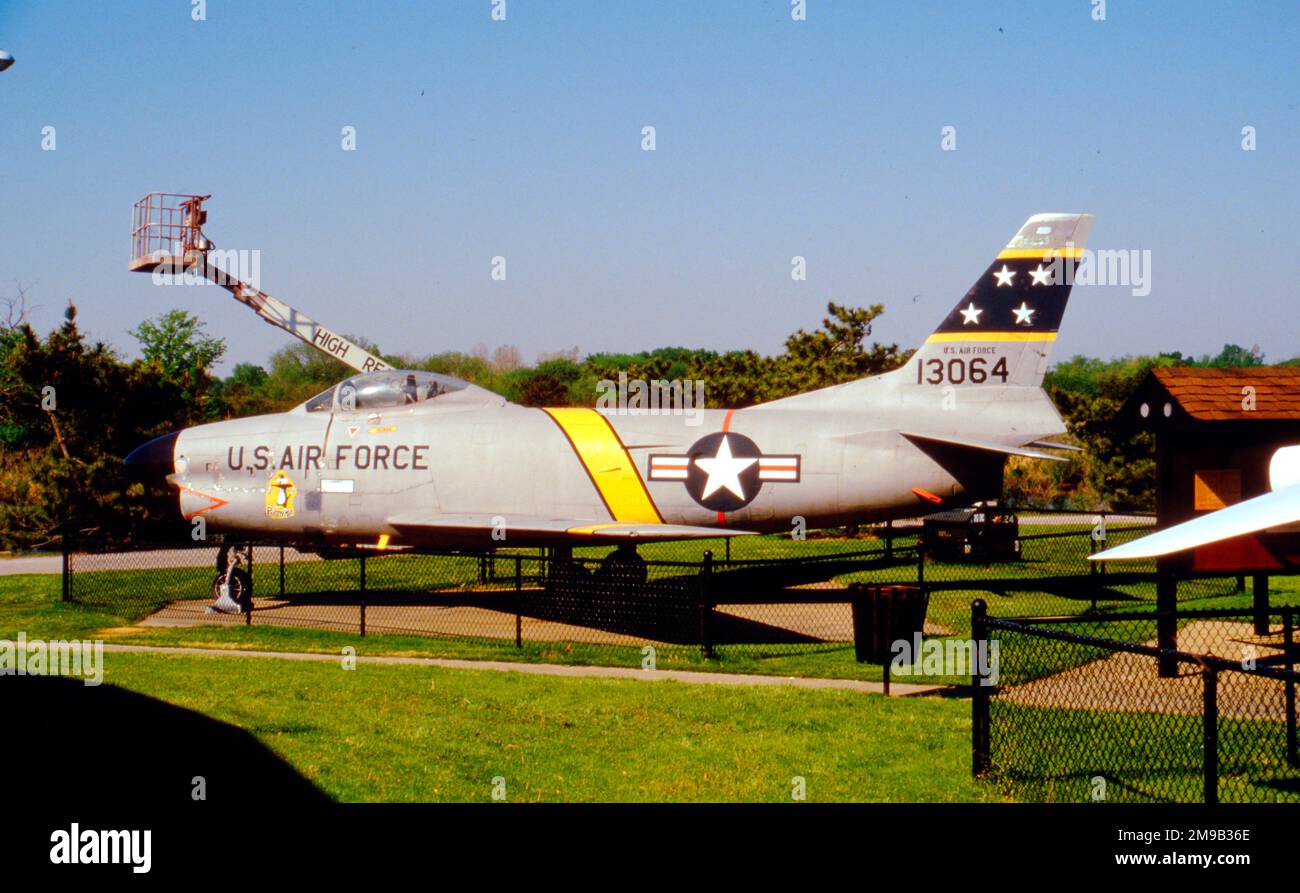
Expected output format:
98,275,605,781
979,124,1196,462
0,545,321,576
98,643,946,697
0,555,62,575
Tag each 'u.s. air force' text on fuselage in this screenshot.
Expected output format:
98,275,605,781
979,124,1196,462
227,443,431,472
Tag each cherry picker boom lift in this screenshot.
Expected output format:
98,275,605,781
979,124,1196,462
129,193,390,374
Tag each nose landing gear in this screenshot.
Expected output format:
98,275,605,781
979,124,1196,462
209,544,253,614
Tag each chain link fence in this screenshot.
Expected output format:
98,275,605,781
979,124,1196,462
59,511,1294,674
974,605,1300,802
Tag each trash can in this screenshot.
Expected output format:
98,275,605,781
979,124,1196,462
850,584,929,664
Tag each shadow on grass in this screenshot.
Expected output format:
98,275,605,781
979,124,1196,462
1,674,327,802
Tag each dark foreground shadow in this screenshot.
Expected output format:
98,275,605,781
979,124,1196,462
0,674,328,802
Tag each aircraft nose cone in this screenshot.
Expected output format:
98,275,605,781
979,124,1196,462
125,431,179,486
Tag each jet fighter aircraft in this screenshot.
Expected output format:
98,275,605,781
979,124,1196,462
128,211,1092,600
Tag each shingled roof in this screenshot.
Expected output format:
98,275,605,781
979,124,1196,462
1150,367,1300,420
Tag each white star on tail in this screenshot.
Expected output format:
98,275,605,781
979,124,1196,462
695,435,757,500
1012,302,1035,325
959,302,982,325
1029,264,1053,286
993,265,1015,287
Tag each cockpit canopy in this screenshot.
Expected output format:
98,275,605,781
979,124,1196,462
302,370,473,413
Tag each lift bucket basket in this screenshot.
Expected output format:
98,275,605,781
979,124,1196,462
129,192,210,272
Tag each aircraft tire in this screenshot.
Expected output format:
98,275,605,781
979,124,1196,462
211,567,254,612
596,550,647,587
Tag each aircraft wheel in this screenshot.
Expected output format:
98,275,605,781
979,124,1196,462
596,548,647,587
550,559,589,584
211,566,253,612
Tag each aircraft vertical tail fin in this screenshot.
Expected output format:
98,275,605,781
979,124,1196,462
900,213,1093,390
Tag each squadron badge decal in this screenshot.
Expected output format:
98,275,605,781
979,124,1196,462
265,470,297,519
648,432,800,513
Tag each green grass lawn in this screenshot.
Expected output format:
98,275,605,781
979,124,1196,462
3,569,996,802
7,552,1297,803
93,649,995,802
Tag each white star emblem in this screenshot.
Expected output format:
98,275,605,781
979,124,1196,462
1028,264,1053,286
992,265,1015,287
1012,302,1035,325
694,435,757,500
959,302,982,325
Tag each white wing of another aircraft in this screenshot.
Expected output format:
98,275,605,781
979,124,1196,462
1091,483,1300,560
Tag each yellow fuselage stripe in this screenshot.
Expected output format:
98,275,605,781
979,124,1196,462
925,331,1058,343
542,408,663,524
996,247,1084,260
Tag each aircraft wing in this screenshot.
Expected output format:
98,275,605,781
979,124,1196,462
386,512,754,544
1091,484,1300,560
900,432,1070,462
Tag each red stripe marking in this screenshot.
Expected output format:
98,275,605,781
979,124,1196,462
179,486,229,519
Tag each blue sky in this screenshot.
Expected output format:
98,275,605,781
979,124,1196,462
1,0,1297,372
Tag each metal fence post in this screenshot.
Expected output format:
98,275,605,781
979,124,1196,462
1286,611,1297,768
1156,569,1178,678
514,554,522,649
60,532,70,603
971,599,990,777
882,591,892,697
699,550,714,659
1202,665,1218,804
1252,573,1270,636
279,545,285,597
359,555,367,637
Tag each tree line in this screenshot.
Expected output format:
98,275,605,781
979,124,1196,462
0,297,1293,549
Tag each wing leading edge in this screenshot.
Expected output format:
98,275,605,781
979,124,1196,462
1091,484,1300,560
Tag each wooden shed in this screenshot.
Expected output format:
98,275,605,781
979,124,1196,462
1118,367,1300,573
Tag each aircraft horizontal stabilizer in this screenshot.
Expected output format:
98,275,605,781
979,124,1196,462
1091,484,1300,560
900,432,1069,462
1025,440,1083,452
386,512,756,544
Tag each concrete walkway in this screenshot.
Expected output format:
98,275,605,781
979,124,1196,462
0,554,62,575
98,643,947,696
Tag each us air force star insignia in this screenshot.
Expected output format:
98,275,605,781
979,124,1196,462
1012,302,1035,325
993,265,1015,287
647,432,801,512
695,435,756,500
959,302,982,325
1029,264,1052,286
